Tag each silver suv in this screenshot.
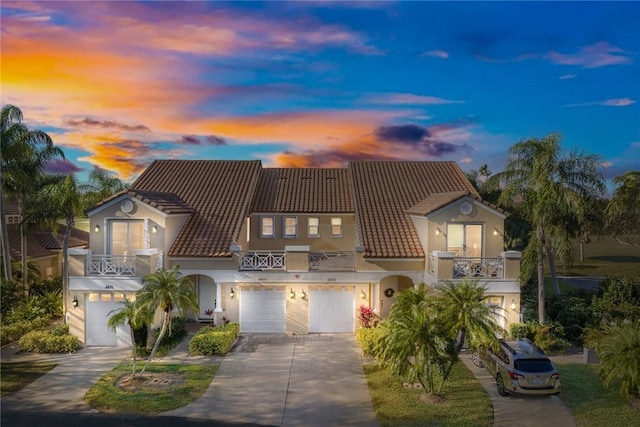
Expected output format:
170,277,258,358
482,339,561,396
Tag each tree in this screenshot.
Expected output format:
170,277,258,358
108,298,153,379
605,171,640,246
81,167,128,212
135,266,198,374
490,134,605,323
597,322,640,398
1,104,65,286
378,284,456,400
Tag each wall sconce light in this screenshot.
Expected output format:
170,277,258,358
435,227,446,237
510,299,517,311
493,227,504,237
301,290,307,299
94,225,100,233
72,296,79,308
152,225,157,234
289,289,296,300
230,288,235,299
360,290,367,300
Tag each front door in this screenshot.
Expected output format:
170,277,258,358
447,223,483,257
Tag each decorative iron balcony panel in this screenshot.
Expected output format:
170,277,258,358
453,257,504,279
87,255,136,276
240,251,286,271
309,251,355,271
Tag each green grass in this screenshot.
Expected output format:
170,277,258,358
557,363,640,427
84,362,217,414
553,236,640,277
364,360,492,427
0,361,57,397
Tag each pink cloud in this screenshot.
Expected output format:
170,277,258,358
565,98,636,107
545,42,633,68
363,93,464,105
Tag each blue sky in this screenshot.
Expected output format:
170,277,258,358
2,1,638,186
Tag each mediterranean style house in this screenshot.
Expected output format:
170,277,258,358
67,160,522,346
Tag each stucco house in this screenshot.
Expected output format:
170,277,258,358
67,160,521,346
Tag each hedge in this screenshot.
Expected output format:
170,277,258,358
189,322,239,356
0,317,52,346
356,326,380,358
18,329,81,353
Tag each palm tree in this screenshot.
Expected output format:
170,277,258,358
378,284,456,398
108,298,153,379
135,266,198,374
605,171,640,246
1,104,65,286
597,322,640,398
81,167,128,212
10,257,41,292
490,134,605,323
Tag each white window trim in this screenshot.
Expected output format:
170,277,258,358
260,216,275,238
283,216,298,238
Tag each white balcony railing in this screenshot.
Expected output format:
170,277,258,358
309,251,355,271
87,255,136,276
453,257,503,279
240,251,286,271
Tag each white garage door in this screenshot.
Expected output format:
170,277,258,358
86,293,132,346
240,288,286,333
309,287,355,333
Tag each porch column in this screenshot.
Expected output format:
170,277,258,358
214,283,223,312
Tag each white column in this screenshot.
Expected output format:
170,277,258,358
214,283,223,312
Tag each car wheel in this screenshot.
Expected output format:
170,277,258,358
496,374,509,396
471,351,485,368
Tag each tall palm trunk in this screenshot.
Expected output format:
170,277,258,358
140,310,170,375
62,211,73,317
128,322,138,379
18,196,28,295
0,173,12,281
544,239,561,296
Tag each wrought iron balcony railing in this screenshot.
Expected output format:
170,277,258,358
309,251,356,271
239,251,286,271
453,257,504,279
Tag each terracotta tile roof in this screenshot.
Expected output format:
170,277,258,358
127,190,192,215
406,191,507,216
251,168,353,213
349,161,479,258
6,224,88,260
129,160,261,257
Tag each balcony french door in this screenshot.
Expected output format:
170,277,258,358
109,220,145,256
447,223,483,257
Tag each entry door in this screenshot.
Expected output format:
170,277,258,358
447,224,483,257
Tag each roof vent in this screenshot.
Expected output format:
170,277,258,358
121,200,134,213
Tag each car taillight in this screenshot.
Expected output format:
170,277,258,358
508,370,524,380
551,373,560,380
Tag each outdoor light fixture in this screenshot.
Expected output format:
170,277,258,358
301,290,307,299
289,289,296,300
510,299,517,311
493,227,504,237
152,225,158,234
230,288,235,299
435,227,446,237
360,290,367,300
94,225,100,233
72,296,79,308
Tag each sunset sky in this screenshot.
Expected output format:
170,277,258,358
2,1,638,186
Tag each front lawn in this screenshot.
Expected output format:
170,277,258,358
84,362,217,414
557,363,640,427
364,359,492,427
0,361,57,397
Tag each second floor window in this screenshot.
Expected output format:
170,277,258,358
109,219,145,256
331,217,343,237
308,217,320,237
284,216,297,238
261,216,274,238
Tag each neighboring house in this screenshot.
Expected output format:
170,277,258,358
68,160,521,346
3,203,89,282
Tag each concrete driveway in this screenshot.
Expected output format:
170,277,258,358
162,334,379,426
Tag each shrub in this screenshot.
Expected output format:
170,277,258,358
357,305,380,328
0,316,52,346
18,329,81,353
597,322,640,398
356,326,380,357
52,323,69,336
509,323,530,339
189,322,240,356
532,323,569,354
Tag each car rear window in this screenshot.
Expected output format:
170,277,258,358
514,358,554,373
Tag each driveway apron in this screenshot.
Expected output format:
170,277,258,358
162,334,379,427
460,352,576,427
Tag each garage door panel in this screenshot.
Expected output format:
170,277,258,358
309,288,355,333
240,288,285,333
86,295,132,346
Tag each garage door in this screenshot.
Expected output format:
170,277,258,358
86,293,132,346
240,287,286,333
309,287,355,333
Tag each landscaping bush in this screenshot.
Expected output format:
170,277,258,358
189,322,240,356
18,329,81,353
532,323,569,354
509,322,530,339
147,317,187,357
0,316,52,346
356,326,380,357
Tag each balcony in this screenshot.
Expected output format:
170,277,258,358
430,250,521,281
68,249,163,277
240,251,285,271
236,249,357,272
309,251,355,271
